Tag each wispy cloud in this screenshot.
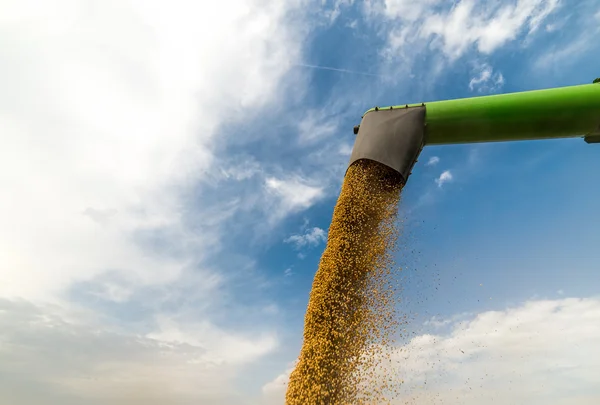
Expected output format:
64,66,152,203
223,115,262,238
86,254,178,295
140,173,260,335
534,33,595,70
435,170,453,187
533,1,600,71
426,156,440,166
469,63,505,93
284,227,327,249
297,109,340,144
324,0,355,23
418,0,560,58
376,0,561,84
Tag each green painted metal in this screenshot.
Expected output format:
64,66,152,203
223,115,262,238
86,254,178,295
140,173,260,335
364,83,600,145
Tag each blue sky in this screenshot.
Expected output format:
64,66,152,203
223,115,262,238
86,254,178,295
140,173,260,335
1,0,600,404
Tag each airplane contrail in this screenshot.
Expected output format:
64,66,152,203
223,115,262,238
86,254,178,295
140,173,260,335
294,63,385,78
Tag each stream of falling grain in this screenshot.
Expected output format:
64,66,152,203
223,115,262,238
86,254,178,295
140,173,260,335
286,159,404,405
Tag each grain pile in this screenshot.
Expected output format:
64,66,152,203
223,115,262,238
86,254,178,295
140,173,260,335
286,159,404,405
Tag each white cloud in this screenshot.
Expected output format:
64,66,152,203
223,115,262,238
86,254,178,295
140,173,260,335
469,65,491,87
284,227,327,249
421,0,560,58
0,299,277,405
327,0,354,23
265,297,600,404
0,1,329,403
435,170,453,187
284,268,294,277
82,207,119,225
0,0,312,302
216,159,263,182
469,63,505,93
391,297,600,404
426,156,440,166
384,0,442,22
382,0,560,61
496,73,506,87
265,177,325,219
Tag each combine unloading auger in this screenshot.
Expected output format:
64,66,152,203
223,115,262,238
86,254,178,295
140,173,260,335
350,80,600,183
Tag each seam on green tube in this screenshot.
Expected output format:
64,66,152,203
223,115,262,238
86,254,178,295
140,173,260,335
363,103,424,116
